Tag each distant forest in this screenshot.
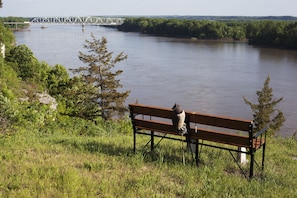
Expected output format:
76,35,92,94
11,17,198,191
118,17,297,49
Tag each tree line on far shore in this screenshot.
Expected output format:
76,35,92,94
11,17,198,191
2,16,297,49
118,17,297,50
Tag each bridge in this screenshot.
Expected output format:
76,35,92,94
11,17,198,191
3,21,30,30
30,16,125,26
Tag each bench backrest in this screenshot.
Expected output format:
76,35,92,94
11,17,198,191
129,103,254,148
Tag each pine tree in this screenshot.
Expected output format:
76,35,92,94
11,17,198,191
71,33,130,121
243,75,285,136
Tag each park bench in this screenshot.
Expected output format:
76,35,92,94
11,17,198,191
129,103,268,178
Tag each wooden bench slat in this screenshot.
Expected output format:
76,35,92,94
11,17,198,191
133,119,178,135
130,104,173,119
187,113,252,131
189,128,250,147
253,139,265,149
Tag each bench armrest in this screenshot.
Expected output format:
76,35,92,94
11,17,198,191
253,126,269,138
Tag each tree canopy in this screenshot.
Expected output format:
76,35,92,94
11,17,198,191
118,17,297,49
5,44,50,84
243,76,285,136
0,22,15,47
70,33,130,121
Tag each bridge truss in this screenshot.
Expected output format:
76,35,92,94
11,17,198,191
30,16,125,26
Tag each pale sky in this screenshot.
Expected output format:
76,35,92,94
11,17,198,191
1,0,296,17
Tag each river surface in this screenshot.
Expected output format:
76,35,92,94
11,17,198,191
14,24,297,137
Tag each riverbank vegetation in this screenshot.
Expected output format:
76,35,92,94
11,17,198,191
0,20,15,47
1,21,297,197
118,17,297,49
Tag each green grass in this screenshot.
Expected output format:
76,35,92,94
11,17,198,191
0,129,297,197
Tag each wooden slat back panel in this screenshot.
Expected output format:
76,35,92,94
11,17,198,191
130,104,252,132
129,104,173,120
189,128,250,147
186,112,252,131
134,119,178,136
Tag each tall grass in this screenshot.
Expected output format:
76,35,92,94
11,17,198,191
0,123,296,197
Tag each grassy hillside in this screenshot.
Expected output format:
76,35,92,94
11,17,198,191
1,125,296,197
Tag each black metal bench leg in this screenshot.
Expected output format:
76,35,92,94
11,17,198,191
261,142,266,179
262,143,266,170
133,131,136,153
195,139,199,166
151,131,154,152
250,151,255,178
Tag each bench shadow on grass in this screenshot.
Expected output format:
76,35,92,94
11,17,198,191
52,138,197,166
53,138,134,157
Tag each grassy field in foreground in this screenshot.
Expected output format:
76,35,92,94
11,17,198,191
0,130,297,197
